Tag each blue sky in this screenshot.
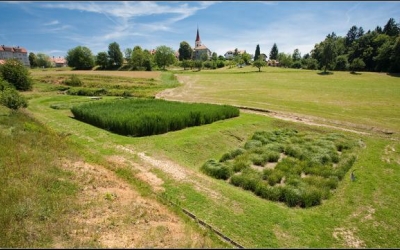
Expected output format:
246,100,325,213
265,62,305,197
1,1,400,58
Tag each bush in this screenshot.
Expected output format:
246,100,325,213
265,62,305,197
200,159,232,180
63,75,83,86
0,59,33,91
0,87,28,110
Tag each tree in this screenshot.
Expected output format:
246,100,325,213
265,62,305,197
277,53,293,68
319,34,338,73
154,45,176,70
178,41,193,61
292,48,301,61
241,52,252,65
194,60,203,71
36,53,52,68
389,36,400,73
0,59,33,91
28,52,38,68
254,44,261,61
350,58,366,73
131,46,144,70
142,49,154,71
124,48,133,62
107,42,124,68
95,52,108,69
383,18,399,37
269,43,279,60
211,52,218,61
335,55,349,71
200,52,208,62
252,59,266,72
181,60,192,70
346,25,359,47
66,46,95,70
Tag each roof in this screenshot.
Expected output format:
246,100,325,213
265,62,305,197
195,27,200,42
0,45,28,53
194,44,209,50
0,60,5,65
50,56,67,64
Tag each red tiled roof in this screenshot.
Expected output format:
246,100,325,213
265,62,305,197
0,45,28,53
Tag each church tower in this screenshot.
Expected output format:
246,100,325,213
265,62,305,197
195,26,201,48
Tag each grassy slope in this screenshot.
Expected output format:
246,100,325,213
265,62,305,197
24,67,400,248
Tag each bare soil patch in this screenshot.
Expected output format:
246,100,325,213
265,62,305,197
54,158,217,248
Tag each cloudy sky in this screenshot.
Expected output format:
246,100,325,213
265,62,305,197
1,1,399,58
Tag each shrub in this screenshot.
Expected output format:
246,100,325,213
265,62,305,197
267,170,284,186
244,139,262,150
264,151,281,162
255,182,282,201
63,75,83,87
200,159,232,180
0,59,33,91
232,154,251,172
282,186,302,207
300,186,322,208
0,87,28,110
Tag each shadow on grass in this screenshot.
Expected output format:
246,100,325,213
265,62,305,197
350,71,362,75
387,73,400,77
317,71,334,75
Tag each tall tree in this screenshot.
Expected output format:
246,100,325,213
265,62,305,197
320,35,338,73
95,52,108,69
36,53,52,68
269,43,279,60
131,46,144,70
154,45,176,70
124,48,133,62
211,52,218,61
292,48,301,61
28,52,38,68
178,41,193,61
66,46,95,70
142,49,154,71
345,25,359,46
389,36,400,73
254,44,261,61
383,18,400,37
107,42,124,68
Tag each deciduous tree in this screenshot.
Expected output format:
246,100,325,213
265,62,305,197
95,52,108,69
154,45,176,70
107,42,124,68
252,59,266,72
178,41,192,61
28,52,38,68
0,59,33,91
66,46,95,70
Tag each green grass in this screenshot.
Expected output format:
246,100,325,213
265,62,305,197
0,109,81,248
166,66,400,137
13,67,400,248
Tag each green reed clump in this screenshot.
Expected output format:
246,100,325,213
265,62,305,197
71,98,239,137
200,159,232,180
202,128,360,208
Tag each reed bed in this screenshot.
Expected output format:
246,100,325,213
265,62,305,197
201,128,360,208
70,98,240,137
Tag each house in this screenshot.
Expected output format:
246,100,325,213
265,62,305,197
50,56,67,67
268,59,280,67
224,49,247,60
0,45,30,67
192,27,212,60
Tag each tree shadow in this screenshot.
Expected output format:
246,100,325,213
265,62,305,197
387,73,400,77
317,71,334,75
350,72,362,75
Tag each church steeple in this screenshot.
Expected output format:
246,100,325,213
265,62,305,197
195,26,201,48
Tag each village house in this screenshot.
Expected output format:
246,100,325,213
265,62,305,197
49,56,68,67
192,27,212,60
224,49,247,60
0,45,30,67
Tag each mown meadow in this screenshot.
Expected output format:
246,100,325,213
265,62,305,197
2,66,399,248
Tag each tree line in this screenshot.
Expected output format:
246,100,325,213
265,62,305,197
27,17,400,73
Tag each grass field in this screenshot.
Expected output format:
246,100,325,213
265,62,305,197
2,66,400,248
159,67,400,138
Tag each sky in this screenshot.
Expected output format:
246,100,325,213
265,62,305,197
1,1,400,58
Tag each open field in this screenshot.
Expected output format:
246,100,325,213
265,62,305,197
158,67,400,138
2,66,400,248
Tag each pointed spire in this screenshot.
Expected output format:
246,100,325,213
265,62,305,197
195,25,200,42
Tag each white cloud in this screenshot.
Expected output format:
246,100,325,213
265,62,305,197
44,20,59,26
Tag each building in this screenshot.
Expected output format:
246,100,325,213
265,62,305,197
50,56,67,67
0,45,30,67
192,27,212,60
224,49,247,60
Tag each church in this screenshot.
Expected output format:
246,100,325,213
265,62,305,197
192,27,212,60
